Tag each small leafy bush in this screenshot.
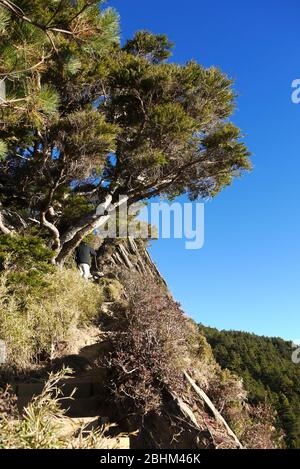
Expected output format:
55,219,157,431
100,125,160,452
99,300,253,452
0,234,53,272
0,234,54,294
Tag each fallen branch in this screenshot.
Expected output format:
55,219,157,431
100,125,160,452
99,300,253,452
183,370,243,449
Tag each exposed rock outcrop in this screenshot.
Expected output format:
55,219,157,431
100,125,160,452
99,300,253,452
96,238,167,287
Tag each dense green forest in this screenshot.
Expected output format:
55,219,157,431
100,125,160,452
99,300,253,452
200,325,300,448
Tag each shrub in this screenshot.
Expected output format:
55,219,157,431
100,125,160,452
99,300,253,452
241,402,285,449
104,273,191,416
186,328,219,391
0,234,53,272
98,277,124,302
0,268,103,370
0,234,54,295
208,367,247,416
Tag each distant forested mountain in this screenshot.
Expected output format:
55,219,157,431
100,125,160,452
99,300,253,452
200,325,300,448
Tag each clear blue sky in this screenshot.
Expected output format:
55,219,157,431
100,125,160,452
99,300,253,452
108,0,300,340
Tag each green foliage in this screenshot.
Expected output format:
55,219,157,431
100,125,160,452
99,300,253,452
49,110,118,178
200,325,300,448
81,6,120,56
0,234,53,272
124,30,173,63
0,6,10,34
149,103,197,140
0,234,53,292
35,84,60,115
100,47,251,201
64,56,82,76
58,194,94,234
0,0,119,139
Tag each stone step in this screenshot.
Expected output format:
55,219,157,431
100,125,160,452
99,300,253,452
17,394,105,418
61,396,104,418
14,377,103,400
57,416,130,448
57,416,101,438
103,435,130,449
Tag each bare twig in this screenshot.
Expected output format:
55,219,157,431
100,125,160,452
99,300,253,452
0,53,51,78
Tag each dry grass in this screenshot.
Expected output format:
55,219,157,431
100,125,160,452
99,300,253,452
0,268,103,371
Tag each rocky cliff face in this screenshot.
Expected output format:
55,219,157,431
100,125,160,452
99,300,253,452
96,237,167,287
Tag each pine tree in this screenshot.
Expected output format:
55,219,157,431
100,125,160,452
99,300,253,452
0,2,251,264
278,394,300,448
0,0,119,151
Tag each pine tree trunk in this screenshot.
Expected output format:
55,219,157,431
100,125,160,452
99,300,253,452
54,195,129,265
